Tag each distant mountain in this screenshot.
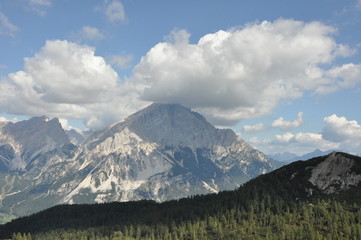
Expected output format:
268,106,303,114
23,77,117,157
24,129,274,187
267,151,298,163
0,103,277,219
268,149,337,163
0,116,73,171
1,152,360,239
296,149,337,161
65,129,93,145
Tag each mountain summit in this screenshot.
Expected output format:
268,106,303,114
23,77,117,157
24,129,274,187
69,103,275,204
0,116,71,171
0,103,276,218
89,103,238,149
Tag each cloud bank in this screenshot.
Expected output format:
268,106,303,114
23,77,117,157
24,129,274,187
133,19,357,125
0,19,360,130
0,40,145,129
250,114,361,155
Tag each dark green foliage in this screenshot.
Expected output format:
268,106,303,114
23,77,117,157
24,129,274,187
1,152,361,240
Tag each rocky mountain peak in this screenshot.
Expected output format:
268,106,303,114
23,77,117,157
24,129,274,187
0,104,276,217
92,103,239,148
2,116,70,146
309,152,361,194
0,116,71,171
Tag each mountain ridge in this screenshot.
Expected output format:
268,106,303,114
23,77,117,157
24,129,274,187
1,151,360,239
0,103,276,219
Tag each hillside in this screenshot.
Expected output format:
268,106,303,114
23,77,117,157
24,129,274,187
1,152,361,239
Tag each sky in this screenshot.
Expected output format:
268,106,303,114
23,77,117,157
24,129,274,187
0,0,361,156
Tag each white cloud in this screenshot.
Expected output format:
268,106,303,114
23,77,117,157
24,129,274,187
250,114,361,156
99,0,126,23
272,112,304,130
0,116,9,122
1,19,360,130
27,0,52,16
132,19,358,126
322,114,361,142
0,40,146,129
10,40,118,104
59,118,72,131
242,123,265,132
109,54,133,69
327,63,361,89
275,132,295,142
0,116,19,123
164,29,191,45
79,26,105,41
70,26,105,42
0,12,19,37
58,118,83,132
252,132,339,156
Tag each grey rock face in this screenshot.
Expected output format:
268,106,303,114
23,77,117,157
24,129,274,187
0,116,72,171
309,152,361,194
0,104,276,218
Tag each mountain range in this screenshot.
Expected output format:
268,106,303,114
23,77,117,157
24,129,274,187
1,151,360,239
0,103,278,220
268,149,338,163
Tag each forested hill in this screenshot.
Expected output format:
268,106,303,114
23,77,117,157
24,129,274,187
1,152,361,240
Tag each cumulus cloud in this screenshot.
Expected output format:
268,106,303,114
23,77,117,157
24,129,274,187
242,123,265,132
10,40,118,104
327,63,361,88
250,114,361,155
1,19,360,130
132,19,358,125
250,132,339,156
275,132,295,142
0,12,19,37
272,112,304,130
71,26,105,42
0,40,147,129
322,114,361,142
58,118,84,132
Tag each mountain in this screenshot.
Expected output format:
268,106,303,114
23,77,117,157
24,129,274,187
295,149,337,161
262,151,361,199
0,116,73,172
0,103,276,219
1,152,360,239
65,129,93,145
267,151,298,163
268,149,337,163
61,103,275,204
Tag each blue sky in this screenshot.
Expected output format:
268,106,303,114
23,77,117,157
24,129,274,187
0,0,361,156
